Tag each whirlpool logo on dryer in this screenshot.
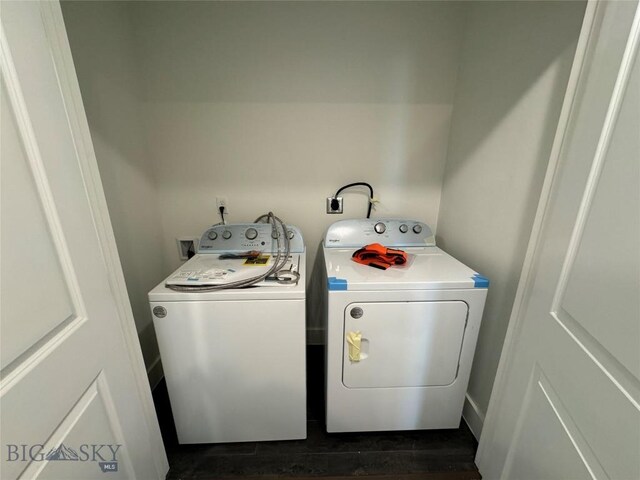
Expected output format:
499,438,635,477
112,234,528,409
6,442,121,473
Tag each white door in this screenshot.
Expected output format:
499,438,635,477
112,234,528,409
476,1,640,479
1,2,168,479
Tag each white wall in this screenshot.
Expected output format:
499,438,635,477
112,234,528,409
436,1,586,438
62,1,166,387
128,1,467,341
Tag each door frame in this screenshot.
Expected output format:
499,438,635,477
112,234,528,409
477,0,638,471
29,2,168,477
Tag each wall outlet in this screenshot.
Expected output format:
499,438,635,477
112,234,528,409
216,196,229,215
176,237,199,261
326,196,343,214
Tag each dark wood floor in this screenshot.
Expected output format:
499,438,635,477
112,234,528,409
152,346,480,479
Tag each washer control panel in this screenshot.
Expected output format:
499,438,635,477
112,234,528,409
323,219,435,248
199,223,304,253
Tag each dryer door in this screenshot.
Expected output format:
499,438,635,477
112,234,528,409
343,301,468,388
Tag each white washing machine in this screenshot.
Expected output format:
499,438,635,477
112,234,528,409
149,222,306,444
323,219,488,433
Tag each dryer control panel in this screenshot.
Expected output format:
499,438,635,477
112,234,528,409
324,219,435,248
199,223,304,254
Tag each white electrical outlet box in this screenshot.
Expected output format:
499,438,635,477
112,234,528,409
176,237,199,261
326,196,343,214
216,196,229,214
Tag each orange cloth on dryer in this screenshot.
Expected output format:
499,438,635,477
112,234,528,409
351,243,407,270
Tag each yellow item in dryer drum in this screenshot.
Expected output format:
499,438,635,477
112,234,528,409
346,331,362,362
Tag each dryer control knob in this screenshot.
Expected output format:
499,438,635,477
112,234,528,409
374,222,386,234
222,230,232,240
288,230,295,240
399,224,408,233
207,231,218,240
245,228,258,240
413,224,423,234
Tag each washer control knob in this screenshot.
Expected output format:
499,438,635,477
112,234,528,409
222,230,232,240
374,222,386,234
413,224,423,234
245,228,258,240
288,230,295,240
207,230,218,241
399,224,408,233
271,229,280,239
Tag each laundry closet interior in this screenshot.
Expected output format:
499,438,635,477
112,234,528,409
60,0,586,458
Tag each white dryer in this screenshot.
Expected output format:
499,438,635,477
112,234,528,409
323,219,488,433
149,222,306,444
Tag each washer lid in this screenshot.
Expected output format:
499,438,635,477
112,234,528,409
323,246,488,291
149,252,306,302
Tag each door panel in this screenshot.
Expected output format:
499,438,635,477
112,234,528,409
343,301,468,388
543,320,640,480
0,78,76,369
504,369,593,480
20,373,134,480
477,2,640,479
559,53,639,379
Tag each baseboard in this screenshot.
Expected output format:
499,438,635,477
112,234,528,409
462,393,485,441
146,355,164,391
